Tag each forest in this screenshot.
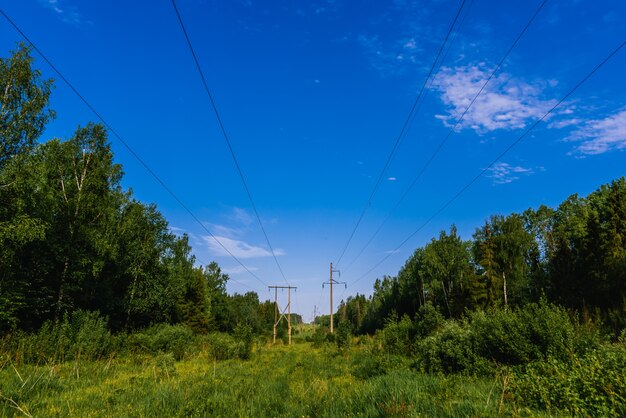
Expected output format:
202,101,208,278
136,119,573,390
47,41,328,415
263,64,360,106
1,44,626,416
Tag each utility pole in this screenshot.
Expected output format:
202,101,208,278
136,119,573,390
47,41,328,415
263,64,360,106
323,262,345,334
268,285,297,345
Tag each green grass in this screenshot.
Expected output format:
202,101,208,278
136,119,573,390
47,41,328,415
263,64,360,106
0,339,544,417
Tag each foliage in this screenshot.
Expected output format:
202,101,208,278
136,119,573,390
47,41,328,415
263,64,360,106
414,300,597,375
413,302,445,337
469,299,580,365
377,313,414,356
357,178,626,337
0,42,55,167
1,310,112,364
335,320,352,351
510,343,626,416
233,323,254,359
126,324,195,361
416,320,486,374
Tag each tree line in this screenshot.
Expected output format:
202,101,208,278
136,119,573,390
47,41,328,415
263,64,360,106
0,44,297,335
339,176,626,334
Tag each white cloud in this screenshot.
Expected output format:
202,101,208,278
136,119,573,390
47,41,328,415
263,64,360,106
222,265,259,275
567,110,626,156
229,207,254,226
432,65,556,133
549,118,582,129
204,222,243,238
204,235,285,259
169,226,186,234
387,177,397,181
40,0,84,24
487,162,534,185
357,34,423,77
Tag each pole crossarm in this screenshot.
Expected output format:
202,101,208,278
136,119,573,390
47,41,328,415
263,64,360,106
268,286,297,345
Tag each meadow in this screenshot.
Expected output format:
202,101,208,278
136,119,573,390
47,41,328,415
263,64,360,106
1,336,509,417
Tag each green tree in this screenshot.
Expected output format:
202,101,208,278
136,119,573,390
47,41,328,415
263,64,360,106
473,215,538,308
421,225,475,317
0,43,54,167
0,44,54,330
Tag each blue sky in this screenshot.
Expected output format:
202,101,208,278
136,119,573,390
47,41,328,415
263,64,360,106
1,0,625,321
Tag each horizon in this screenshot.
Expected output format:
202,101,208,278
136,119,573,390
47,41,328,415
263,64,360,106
1,0,625,320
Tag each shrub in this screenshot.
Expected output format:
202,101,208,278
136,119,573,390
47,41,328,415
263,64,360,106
416,320,485,374
378,314,414,356
233,323,253,360
336,321,352,351
510,344,626,416
203,333,240,360
470,300,578,365
127,323,195,360
1,310,112,364
414,303,445,338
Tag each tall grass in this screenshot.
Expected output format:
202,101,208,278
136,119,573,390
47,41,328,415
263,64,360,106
0,338,510,417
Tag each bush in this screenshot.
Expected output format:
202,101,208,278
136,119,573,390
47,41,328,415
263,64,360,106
416,320,486,374
470,299,579,365
336,321,352,351
510,343,626,415
233,323,253,360
1,310,112,364
203,333,240,360
306,327,327,347
414,303,445,338
127,323,195,360
378,314,414,356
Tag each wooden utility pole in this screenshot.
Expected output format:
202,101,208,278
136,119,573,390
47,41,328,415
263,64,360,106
268,285,297,345
323,262,345,334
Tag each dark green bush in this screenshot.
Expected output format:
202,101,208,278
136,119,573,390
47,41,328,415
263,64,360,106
203,333,240,360
470,300,579,365
336,321,352,351
233,323,253,360
306,327,327,347
414,302,445,337
127,323,195,360
378,314,414,356
510,343,626,415
1,310,112,364
416,320,486,374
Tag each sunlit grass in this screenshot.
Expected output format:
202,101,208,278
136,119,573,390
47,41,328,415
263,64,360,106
0,340,525,417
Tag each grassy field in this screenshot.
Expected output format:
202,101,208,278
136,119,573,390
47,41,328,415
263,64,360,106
0,336,528,417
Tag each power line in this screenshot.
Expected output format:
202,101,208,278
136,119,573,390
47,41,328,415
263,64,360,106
335,0,469,267
342,0,548,273
350,40,626,286
170,0,289,287
399,0,477,143
0,8,268,288
195,258,261,293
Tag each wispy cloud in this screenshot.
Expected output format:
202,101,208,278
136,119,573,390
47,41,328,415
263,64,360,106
487,162,535,185
567,109,626,156
40,0,84,25
387,177,397,181
222,265,259,275
204,235,285,259
229,207,254,226
204,222,243,239
432,65,556,133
